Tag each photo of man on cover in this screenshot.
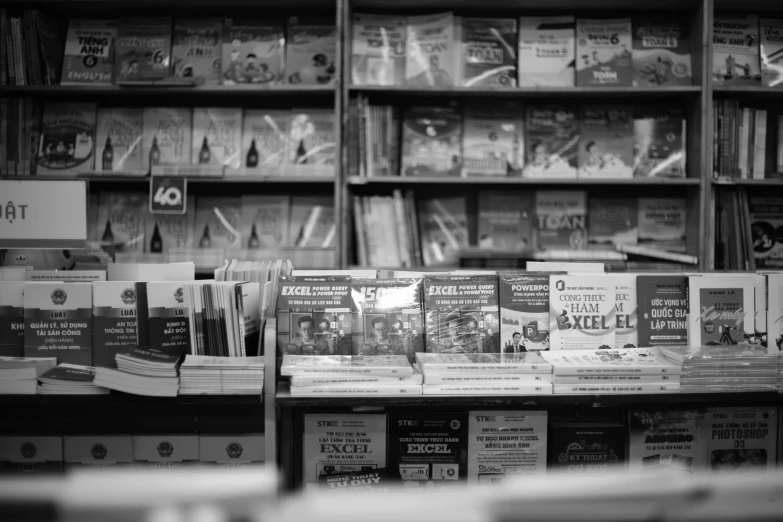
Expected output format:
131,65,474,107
287,313,331,355
359,315,405,356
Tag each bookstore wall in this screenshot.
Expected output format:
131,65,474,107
3,0,783,503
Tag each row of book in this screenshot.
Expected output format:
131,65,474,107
354,192,688,268
1,13,335,87
354,99,686,179
352,14,691,88
0,102,334,176
715,193,783,271
712,100,782,179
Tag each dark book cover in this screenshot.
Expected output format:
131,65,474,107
499,272,565,352
401,104,462,177
0,282,25,357
40,364,95,383
93,282,139,369
115,17,173,81
636,276,688,347
146,282,190,359
117,346,181,366
548,425,626,472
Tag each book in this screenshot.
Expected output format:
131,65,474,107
522,106,579,178
575,18,633,87
541,347,680,375
0,282,24,357
222,19,285,85
285,17,335,85
171,19,222,84
636,275,689,348
38,363,108,395
687,275,757,347
61,19,117,85
191,108,243,169
144,198,196,253
517,16,575,87
632,107,687,178
629,410,706,473
289,109,335,170
93,366,178,396
614,274,638,349
282,354,412,376
240,195,290,249
423,275,501,354
577,105,634,179
291,384,422,396
548,425,625,472
749,197,783,268
706,407,777,471
115,18,172,82
146,281,190,358
291,373,423,387
405,12,457,87
35,103,97,175
632,18,692,87
761,19,783,88
499,273,557,353
467,411,546,482
461,18,517,88
712,14,761,86
766,274,783,353
424,373,550,384
92,281,139,369
477,191,533,251
0,355,56,378
415,352,551,374
658,343,775,364
95,108,144,173
142,107,193,171
424,383,550,395
351,14,406,86
36,11,65,86
556,374,679,383
637,197,687,253
193,196,242,250
417,197,468,266
97,191,147,252
401,104,462,177
289,196,335,248
534,190,587,250
23,282,93,366
180,355,264,395
588,197,638,249
548,274,616,350
462,104,523,177
553,383,679,394
241,110,290,171
276,276,352,356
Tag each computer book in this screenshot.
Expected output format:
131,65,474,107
223,19,285,85
36,103,97,175
517,16,575,87
628,409,707,474
405,12,457,87
423,275,501,354
706,407,777,472
522,106,578,178
637,197,687,253
276,276,352,356
632,18,692,87
712,14,761,86
588,197,638,250
142,107,193,171
415,352,551,374
92,281,139,369
240,195,290,249
499,272,559,353
541,347,680,375
171,19,222,84
632,107,686,178
462,104,523,177
191,108,243,169
548,274,616,350
577,105,633,179
281,354,413,376
461,18,517,88
351,13,406,86
95,108,144,173
687,275,757,348
575,18,633,87
291,384,423,396
115,18,172,82
548,425,625,472
761,19,783,88
0,282,24,357
241,110,290,171
146,281,190,358
636,275,688,348
61,19,117,85
285,17,336,85
477,191,533,252
614,274,638,349
401,104,462,177
534,190,587,251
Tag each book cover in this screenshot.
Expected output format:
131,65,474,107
749,197,783,268
614,274,638,349
548,274,616,350
425,374,549,384
146,281,190,358
767,274,783,353
636,275,688,348
588,197,638,249
541,347,681,375
629,410,707,474
499,272,556,352
240,195,290,249
517,16,575,87
351,13,406,86
289,196,335,248
281,354,412,375
687,275,756,347
417,197,469,267
223,19,285,85
461,18,517,88
415,352,551,374
389,412,468,484
577,105,634,179
97,191,147,252
534,190,587,250
289,109,335,169
115,17,172,81
707,407,777,471
576,18,633,87
462,103,523,177
423,275,501,354
557,374,679,383
285,17,336,85
632,18,692,87
144,196,196,253
61,19,117,85
23,282,93,366
554,383,679,394
712,14,761,86
192,196,242,250
405,12,457,87
171,19,222,84
633,107,686,178
142,107,193,171
0,282,24,357
637,197,687,253
241,110,290,171
92,281,138,369
522,105,578,178
191,107,243,169
36,103,97,175
316,470,393,492
276,276,352,356
351,278,424,361
761,19,783,88
303,414,386,486
548,425,625,472
477,191,533,252
95,108,144,173
401,104,462,177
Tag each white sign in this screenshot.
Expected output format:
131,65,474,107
0,181,87,249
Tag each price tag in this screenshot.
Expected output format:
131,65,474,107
149,176,187,215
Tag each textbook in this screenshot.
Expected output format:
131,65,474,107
290,384,423,396
575,18,633,87
517,16,575,87
761,19,783,88
222,19,285,85
146,281,190,358
462,104,523,177
171,19,222,84
637,197,687,253
522,106,579,178
388,412,467,483
477,191,533,251
405,12,457,87
553,383,680,394
97,192,147,252
686,275,757,347
587,197,638,249
423,373,550,384
577,105,634,179
401,104,462,177
285,17,335,85
193,196,242,251
191,108,243,169
281,354,413,376
534,191,587,251
712,14,761,86
241,110,290,171
541,347,681,375
632,17,692,87
115,17,172,82
461,18,517,88
61,19,117,85
36,103,97,175
239,195,290,249
415,352,552,374
706,407,777,471
351,13,406,86
632,107,687,178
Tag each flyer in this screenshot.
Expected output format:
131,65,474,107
707,407,778,472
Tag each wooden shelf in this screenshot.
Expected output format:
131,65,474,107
1,175,335,184
713,85,783,98
351,0,701,10
712,177,783,186
3,84,335,100
349,85,701,99
348,176,701,186
0,393,263,407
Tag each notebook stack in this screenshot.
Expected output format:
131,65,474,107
658,345,779,393
542,348,682,395
179,356,265,395
94,348,181,397
38,364,110,395
415,352,553,395
282,354,421,396
0,357,56,395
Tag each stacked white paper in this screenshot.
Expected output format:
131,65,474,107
0,357,57,395
38,363,110,395
180,355,264,395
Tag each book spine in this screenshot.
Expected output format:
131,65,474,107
22,11,37,85
617,244,698,265
5,27,15,86
551,366,680,376
739,107,749,179
778,115,783,173
291,375,422,386
422,384,551,395
553,383,680,394
26,10,42,86
423,373,551,384
392,189,412,267
282,368,414,376
405,190,422,266
11,18,23,85
748,108,756,176
353,197,368,267
0,9,6,86
0,97,5,173
553,374,680,384
755,110,767,178
421,364,551,374
290,385,423,396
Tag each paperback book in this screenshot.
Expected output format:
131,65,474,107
636,275,688,348
461,18,517,88
291,384,422,396
193,196,242,250
761,19,783,88
351,14,406,86
614,274,638,349
522,106,579,178
534,191,587,251
38,364,108,395
687,275,756,347
239,195,290,249
706,407,777,471
577,105,634,179
548,425,625,472
575,18,633,87
517,16,575,87
548,274,616,350
289,109,335,170
36,103,97,175
637,197,687,253
144,200,196,253
415,352,551,374
146,281,190,358
96,192,147,252
61,19,117,85
628,409,707,473
285,17,336,85
0,282,25,357
95,108,144,173
462,104,523,177
241,110,290,171
712,14,761,86
541,347,681,375
171,19,222,84
115,18,172,81
290,196,335,248
556,374,679,384
477,191,533,252
401,104,462,177
553,383,680,394
223,19,285,85
424,373,550,385
633,107,687,178
587,197,638,249
191,108,243,169
405,12,457,87
632,18,692,87
417,197,469,267
499,272,556,352
291,373,423,387
425,383,550,395
142,108,193,170
281,354,413,375
749,197,783,268
92,281,139,369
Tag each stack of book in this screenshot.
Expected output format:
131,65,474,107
281,354,421,397
94,348,181,397
0,357,56,395
659,345,779,393
38,364,110,395
415,352,552,396
542,348,682,395
179,355,264,395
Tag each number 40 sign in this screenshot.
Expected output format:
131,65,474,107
149,176,187,215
